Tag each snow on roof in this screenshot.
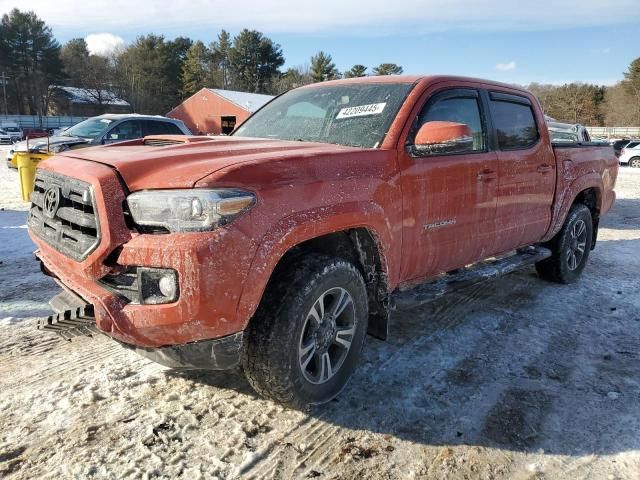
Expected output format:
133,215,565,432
208,89,273,112
52,86,130,106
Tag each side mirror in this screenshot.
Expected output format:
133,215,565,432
413,121,474,155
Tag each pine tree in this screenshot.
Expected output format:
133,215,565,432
272,66,312,93
344,64,367,78
309,51,340,83
115,34,191,114
60,38,90,86
210,30,232,89
372,63,403,76
181,41,209,97
228,29,284,93
0,8,65,114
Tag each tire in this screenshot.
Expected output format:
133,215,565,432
535,204,593,284
242,254,368,408
629,157,640,168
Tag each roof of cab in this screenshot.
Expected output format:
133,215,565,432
299,74,532,96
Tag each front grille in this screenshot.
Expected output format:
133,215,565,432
0,138,11,145
28,170,100,261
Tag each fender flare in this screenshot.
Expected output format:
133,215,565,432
235,200,396,327
543,172,603,242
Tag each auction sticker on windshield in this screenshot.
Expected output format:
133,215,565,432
336,102,386,119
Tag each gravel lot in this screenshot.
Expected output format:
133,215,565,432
1,151,639,479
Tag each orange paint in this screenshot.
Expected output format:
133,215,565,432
30,76,618,349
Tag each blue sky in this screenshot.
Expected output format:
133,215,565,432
5,0,640,85
271,26,638,85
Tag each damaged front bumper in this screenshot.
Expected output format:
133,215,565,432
37,279,244,370
120,331,244,370
37,288,98,340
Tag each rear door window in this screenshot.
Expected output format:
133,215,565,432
489,96,539,150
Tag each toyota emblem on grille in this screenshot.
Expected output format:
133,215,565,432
43,187,61,219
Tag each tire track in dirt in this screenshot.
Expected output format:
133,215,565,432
293,426,354,478
240,278,530,478
2,334,64,357
285,423,347,478
1,336,144,392
242,280,515,479
241,415,335,479
376,281,489,372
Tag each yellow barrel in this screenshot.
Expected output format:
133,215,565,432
16,152,50,202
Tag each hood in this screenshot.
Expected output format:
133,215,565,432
58,136,362,190
13,135,90,152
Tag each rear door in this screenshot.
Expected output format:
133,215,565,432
488,91,556,252
398,87,499,282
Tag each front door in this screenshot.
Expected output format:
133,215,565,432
399,88,499,282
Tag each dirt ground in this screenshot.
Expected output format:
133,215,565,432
1,155,639,479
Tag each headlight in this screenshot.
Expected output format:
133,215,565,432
126,189,256,232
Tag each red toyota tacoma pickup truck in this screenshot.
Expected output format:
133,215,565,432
30,76,618,407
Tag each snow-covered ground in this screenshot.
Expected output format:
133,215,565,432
1,152,639,479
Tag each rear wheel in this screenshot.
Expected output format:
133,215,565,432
629,157,640,168
242,254,368,408
535,204,593,284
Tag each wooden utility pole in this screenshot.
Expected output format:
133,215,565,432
1,72,9,116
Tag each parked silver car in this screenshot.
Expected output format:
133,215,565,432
7,114,191,168
0,128,19,146
546,118,592,143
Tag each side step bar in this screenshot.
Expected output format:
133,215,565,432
37,289,98,341
392,246,552,310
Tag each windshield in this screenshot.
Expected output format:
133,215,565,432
3,126,19,133
234,83,414,148
63,117,114,139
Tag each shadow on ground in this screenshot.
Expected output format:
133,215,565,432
0,210,59,318
172,235,640,462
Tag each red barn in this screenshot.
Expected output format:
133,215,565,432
167,88,273,135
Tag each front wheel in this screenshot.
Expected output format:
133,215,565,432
629,157,640,168
535,204,593,284
242,254,368,408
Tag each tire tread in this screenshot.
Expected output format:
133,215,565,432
242,253,367,408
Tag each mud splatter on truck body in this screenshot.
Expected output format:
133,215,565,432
28,75,618,406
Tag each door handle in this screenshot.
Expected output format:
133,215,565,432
477,169,497,181
537,164,553,174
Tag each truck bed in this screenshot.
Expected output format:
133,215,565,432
545,143,618,243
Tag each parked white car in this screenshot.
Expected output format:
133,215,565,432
0,122,23,142
619,141,640,167
0,128,16,146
